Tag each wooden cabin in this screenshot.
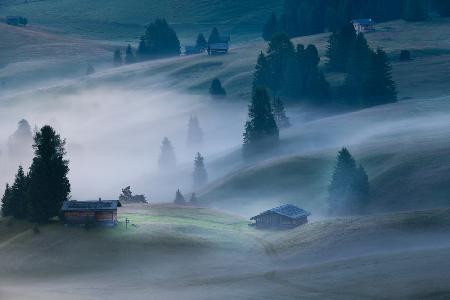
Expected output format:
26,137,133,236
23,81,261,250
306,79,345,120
207,36,230,55
351,19,375,34
250,204,311,229
60,199,121,227
6,16,27,26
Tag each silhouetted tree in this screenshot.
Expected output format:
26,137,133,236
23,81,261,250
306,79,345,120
328,148,369,215
266,33,296,91
243,87,279,157
118,186,147,203
186,116,203,148
125,44,136,64
1,184,12,217
263,12,279,41
137,19,180,58
27,125,70,223
252,51,270,91
209,78,226,96
196,33,207,50
113,49,123,66
158,137,176,170
208,27,221,44
192,152,208,190
189,193,198,206
10,166,29,219
435,0,450,17
403,0,429,21
174,189,186,205
272,97,291,129
326,23,357,72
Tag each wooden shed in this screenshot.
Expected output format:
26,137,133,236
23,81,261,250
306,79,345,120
60,199,121,227
207,36,230,55
250,204,311,229
351,19,375,34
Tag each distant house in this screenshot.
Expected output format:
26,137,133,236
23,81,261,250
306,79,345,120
207,36,230,55
351,19,375,33
250,204,311,229
60,199,122,227
6,16,28,26
184,45,203,55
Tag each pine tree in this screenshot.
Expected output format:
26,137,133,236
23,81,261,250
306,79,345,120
208,27,221,44
125,44,135,64
272,97,291,129
328,148,369,216
266,33,296,92
243,87,279,157
196,33,207,50
27,125,70,223
362,48,397,106
209,78,226,96
403,0,429,21
192,152,208,190
10,166,29,219
1,184,12,217
189,193,198,206
174,189,185,205
262,12,278,41
138,19,180,58
113,49,123,66
253,52,270,91
158,137,176,170
186,116,203,148
326,23,357,72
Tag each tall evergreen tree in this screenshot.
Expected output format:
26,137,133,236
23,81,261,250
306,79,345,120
125,44,135,64
113,49,123,66
186,116,204,148
272,97,291,129
328,148,369,215
196,33,207,50
27,125,70,223
266,33,296,92
173,189,186,205
10,166,29,219
243,87,279,157
262,12,279,41
403,0,429,21
158,137,177,171
189,193,198,206
208,27,221,44
209,78,226,96
326,23,357,72
138,19,180,58
1,184,12,217
252,52,270,91
434,0,450,17
192,152,208,190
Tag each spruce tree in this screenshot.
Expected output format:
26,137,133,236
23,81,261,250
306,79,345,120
272,97,291,129
10,166,29,219
125,44,135,64
403,0,429,21
174,189,186,205
189,193,198,206
266,33,296,92
196,33,207,50
192,152,208,190
158,137,176,171
1,184,12,217
209,78,226,96
262,12,278,41
113,49,123,66
326,23,357,72
186,116,203,148
252,52,270,91
208,27,221,44
243,87,279,157
138,19,180,58
27,125,70,223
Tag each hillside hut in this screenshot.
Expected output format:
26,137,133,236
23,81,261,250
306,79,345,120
351,19,375,33
250,204,311,229
207,36,230,55
6,16,27,26
60,199,121,227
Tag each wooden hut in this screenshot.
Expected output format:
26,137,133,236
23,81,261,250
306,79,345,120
351,19,375,33
207,36,230,55
60,199,121,227
250,204,311,229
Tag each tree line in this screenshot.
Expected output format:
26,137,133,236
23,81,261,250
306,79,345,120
263,0,450,40
2,126,70,223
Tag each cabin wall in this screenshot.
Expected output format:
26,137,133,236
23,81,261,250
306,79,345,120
63,210,117,226
254,213,308,229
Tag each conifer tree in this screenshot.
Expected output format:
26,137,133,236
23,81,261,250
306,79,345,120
27,125,70,223
138,19,180,58
1,184,12,217
113,49,123,66
10,166,29,219
189,193,198,206
125,44,135,64
243,87,279,157
326,23,357,72
186,116,203,148
262,12,279,41
209,78,226,96
266,33,296,91
196,33,207,50
158,137,176,170
272,97,291,129
253,52,270,91
403,0,429,21
192,152,208,190
174,189,185,205
208,27,221,44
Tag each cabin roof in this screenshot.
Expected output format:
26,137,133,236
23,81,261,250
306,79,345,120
351,19,374,25
61,200,122,211
251,204,311,220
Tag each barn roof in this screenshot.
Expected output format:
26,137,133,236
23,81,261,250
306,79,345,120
61,200,122,211
251,204,311,220
351,19,374,25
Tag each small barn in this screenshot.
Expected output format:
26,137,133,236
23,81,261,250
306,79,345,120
351,19,375,33
60,199,121,227
6,16,27,26
207,36,230,55
250,204,311,229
